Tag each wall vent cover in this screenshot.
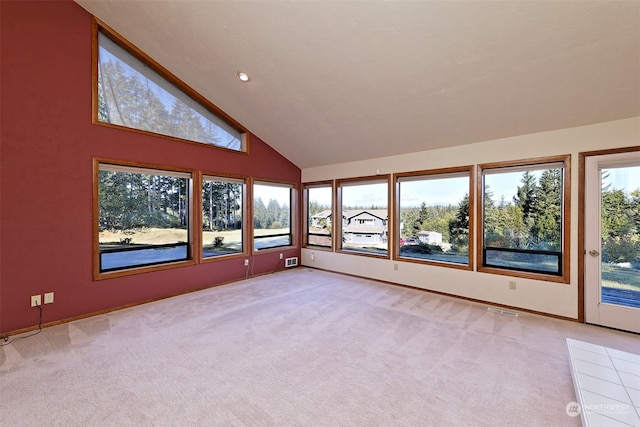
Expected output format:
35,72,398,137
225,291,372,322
285,257,298,268
487,307,518,316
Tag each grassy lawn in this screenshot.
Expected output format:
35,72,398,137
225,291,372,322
100,227,188,246
601,263,640,292
100,229,639,293
100,227,289,248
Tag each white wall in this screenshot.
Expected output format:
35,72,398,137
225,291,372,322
301,117,640,319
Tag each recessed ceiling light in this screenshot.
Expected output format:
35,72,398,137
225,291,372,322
237,71,251,82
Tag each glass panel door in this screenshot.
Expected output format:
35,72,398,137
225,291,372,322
584,152,640,333
600,166,640,309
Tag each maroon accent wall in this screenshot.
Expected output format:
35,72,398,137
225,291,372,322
0,1,301,334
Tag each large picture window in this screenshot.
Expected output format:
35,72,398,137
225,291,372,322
94,21,245,151
253,181,295,250
304,182,333,249
96,161,193,276
337,176,390,257
202,175,245,259
395,167,473,268
478,156,570,281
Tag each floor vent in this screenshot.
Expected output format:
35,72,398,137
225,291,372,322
487,307,518,317
285,257,298,268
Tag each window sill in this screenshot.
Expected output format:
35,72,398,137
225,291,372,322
337,248,390,259
395,255,472,271
94,259,196,281
477,265,569,284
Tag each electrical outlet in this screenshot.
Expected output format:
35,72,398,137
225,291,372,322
509,281,517,290
244,259,249,266
279,253,283,260
394,263,399,271
311,253,315,261
44,292,54,304
31,295,41,307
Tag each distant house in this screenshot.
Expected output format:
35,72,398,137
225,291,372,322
311,210,332,228
418,230,442,245
342,209,387,246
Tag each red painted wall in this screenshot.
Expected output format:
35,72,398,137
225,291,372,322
0,1,301,334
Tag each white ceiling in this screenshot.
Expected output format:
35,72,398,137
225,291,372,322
74,0,640,169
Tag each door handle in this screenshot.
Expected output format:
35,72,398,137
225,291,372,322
588,250,600,257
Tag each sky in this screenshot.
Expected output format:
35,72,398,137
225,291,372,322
603,166,640,194
306,166,640,208
399,177,468,207
343,182,388,208
254,184,291,207
308,177,469,208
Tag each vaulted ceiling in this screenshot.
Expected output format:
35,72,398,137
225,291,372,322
74,0,640,169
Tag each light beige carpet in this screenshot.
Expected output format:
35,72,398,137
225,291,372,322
1,268,637,426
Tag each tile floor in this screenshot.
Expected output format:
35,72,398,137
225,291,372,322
567,338,640,426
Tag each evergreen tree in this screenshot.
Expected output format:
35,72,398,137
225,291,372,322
400,207,418,238
422,205,455,242
483,185,502,246
514,171,537,225
226,183,242,229
267,199,282,229
600,187,635,263
532,169,562,250
99,169,188,233
204,120,222,147
308,200,329,219
253,197,267,229
97,71,109,123
412,202,429,236
169,100,207,143
203,181,224,231
630,189,640,233
602,189,632,239
99,60,137,127
449,193,469,249
502,204,526,248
